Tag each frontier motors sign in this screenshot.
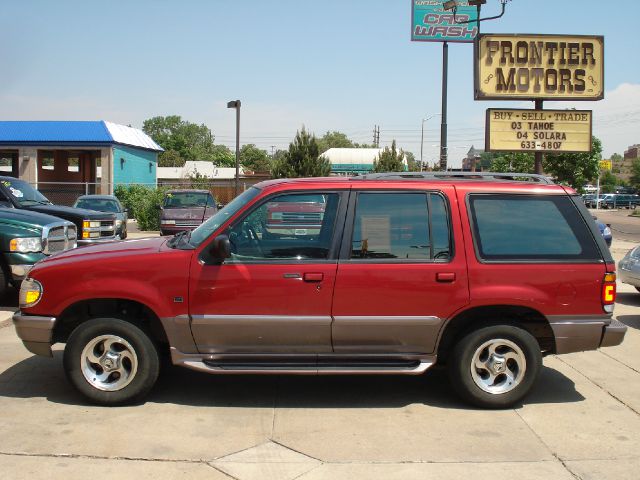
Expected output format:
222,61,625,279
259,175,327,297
486,109,592,153
475,34,604,100
411,1,478,43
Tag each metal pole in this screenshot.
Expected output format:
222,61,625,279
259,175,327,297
440,41,448,171
234,101,241,196
420,119,425,171
534,99,543,174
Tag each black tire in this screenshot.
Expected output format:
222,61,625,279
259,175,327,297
448,324,542,409
63,318,160,406
0,262,7,298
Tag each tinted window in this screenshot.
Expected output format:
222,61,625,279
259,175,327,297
228,192,339,260
350,192,450,260
469,194,600,261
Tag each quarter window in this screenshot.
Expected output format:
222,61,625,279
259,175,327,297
228,192,339,260
469,194,600,261
350,192,451,260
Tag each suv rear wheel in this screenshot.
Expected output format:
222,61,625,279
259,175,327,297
448,325,542,409
63,318,160,406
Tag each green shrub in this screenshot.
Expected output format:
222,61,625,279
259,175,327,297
115,185,167,231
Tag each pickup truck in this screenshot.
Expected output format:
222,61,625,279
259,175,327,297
0,176,117,245
0,208,76,295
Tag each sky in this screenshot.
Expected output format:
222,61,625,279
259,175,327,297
2,0,639,168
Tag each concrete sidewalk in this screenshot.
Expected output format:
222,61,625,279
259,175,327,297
0,242,639,479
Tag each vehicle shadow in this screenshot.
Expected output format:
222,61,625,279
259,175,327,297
0,352,584,410
0,286,18,312
616,292,640,308
618,315,640,330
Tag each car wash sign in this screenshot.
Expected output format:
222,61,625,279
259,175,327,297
412,1,479,43
475,34,604,100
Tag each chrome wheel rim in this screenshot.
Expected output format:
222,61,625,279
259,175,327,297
81,335,138,391
470,338,526,395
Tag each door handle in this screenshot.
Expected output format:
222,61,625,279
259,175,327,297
303,272,324,282
436,272,456,282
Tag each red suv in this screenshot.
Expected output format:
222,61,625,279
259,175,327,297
13,173,626,408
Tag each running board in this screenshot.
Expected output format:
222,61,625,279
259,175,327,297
176,358,435,375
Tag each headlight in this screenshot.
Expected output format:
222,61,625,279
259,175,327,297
19,278,43,308
161,220,176,225
10,237,42,253
115,219,123,227
82,220,101,229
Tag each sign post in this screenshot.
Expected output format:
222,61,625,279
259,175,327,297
412,1,479,170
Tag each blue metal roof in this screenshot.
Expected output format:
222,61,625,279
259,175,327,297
0,121,163,152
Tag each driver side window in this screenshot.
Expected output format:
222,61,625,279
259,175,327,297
227,192,339,261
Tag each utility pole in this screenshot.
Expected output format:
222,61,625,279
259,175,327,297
372,125,380,147
270,145,275,158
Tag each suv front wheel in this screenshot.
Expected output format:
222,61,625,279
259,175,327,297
63,318,160,406
448,325,542,409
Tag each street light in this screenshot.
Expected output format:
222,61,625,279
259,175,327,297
227,100,241,196
421,114,442,171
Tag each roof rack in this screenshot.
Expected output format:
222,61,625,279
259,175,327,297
352,172,554,184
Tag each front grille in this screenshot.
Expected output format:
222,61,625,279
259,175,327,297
43,223,77,255
281,212,322,224
175,220,200,227
100,220,115,237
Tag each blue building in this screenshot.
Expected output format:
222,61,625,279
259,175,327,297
0,121,162,202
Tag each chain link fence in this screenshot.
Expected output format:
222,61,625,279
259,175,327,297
32,180,265,207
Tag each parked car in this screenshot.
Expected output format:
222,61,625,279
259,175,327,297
619,245,640,293
13,172,625,408
593,216,612,247
0,176,117,245
600,194,640,209
159,189,218,236
0,208,76,295
582,194,598,208
73,195,128,239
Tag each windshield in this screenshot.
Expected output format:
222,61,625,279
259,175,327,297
75,198,121,213
1,178,50,206
189,187,261,247
163,191,214,208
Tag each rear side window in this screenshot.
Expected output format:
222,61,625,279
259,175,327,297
469,194,601,261
350,192,451,260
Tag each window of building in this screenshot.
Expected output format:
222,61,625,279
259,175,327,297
41,151,55,170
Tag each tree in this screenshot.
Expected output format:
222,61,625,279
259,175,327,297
240,144,271,173
373,140,405,172
317,131,354,153
405,151,420,172
544,136,601,190
210,144,235,168
142,115,223,167
600,170,618,194
271,127,331,178
490,152,534,173
630,159,640,188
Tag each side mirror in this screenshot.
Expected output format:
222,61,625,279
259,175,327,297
211,234,231,260
217,203,224,210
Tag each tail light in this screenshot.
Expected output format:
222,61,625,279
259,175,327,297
602,272,616,313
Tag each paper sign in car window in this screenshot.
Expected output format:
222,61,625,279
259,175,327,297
9,187,23,198
361,215,391,254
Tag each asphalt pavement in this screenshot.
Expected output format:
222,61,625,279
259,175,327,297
0,220,639,479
